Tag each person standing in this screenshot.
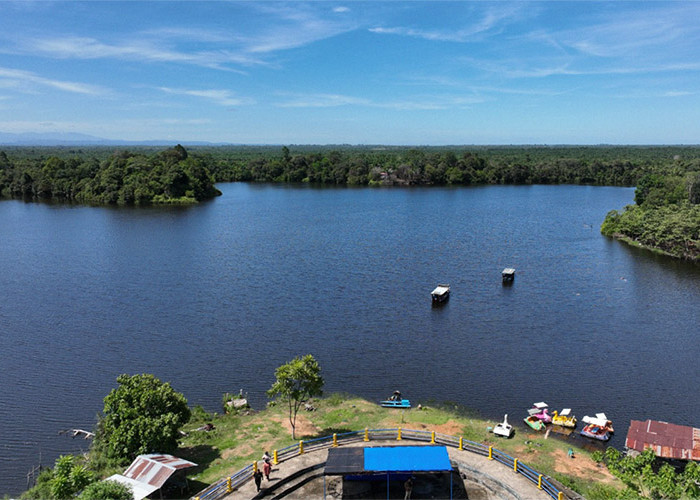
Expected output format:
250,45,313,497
404,476,414,499
263,459,272,481
253,469,263,491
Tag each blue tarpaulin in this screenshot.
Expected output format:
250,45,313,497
364,446,451,472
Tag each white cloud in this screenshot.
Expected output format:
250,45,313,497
275,92,483,110
157,87,254,107
369,4,528,43
0,66,106,95
276,93,370,108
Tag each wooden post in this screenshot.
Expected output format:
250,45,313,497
538,474,543,489
333,433,338,447
364,428,369,442
558,492,564,500
397,427,402,440
488,446,493,460
253,461,258,473
273,450,278,465
226,477,232,493
431,430,436,444
513,458,518,472
299,440,304,454
459,437,463,450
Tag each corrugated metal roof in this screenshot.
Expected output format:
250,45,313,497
122,454,197,488
625,420,700,461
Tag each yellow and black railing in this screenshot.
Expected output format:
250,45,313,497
193,427,569,500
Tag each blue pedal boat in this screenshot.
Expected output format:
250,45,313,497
380,391,411,408
380,399,411,409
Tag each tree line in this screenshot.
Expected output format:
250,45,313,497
3,146,700,205
0,145,220,205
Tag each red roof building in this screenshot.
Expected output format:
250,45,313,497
626,419,700,461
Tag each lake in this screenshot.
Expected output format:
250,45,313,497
1,183,699,494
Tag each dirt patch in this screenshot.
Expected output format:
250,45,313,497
431,420,464,435
551,448,617,484
275,414,320,438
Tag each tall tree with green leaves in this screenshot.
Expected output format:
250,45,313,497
94,374,191,463
267,354,324,439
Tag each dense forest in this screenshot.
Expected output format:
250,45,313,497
0,145,220,205
601,171,700,260
1,144,698,260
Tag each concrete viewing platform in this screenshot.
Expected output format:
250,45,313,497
222,439,565,499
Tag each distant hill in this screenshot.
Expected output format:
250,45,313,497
0,132,225,146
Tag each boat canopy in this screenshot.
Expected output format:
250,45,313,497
560,408,572,416
533,402,548,409
431,285,449,295
502,268,516,274
583,415,611,427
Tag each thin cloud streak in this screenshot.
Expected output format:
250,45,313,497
0,66,106,95
157,87,254,107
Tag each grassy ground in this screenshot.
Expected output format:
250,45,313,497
177,394,624,499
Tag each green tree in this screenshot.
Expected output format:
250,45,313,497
77,480,133,500
267,354,324,439
95,374,191,463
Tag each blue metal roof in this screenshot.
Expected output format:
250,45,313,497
364,446,451,472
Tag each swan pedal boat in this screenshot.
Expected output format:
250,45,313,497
552,408,577,428
529,402,552,423
493,414,514,438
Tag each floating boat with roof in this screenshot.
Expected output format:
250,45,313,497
431,284,450,304
580,413,614,441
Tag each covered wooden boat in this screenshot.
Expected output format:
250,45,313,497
524,415,546,431
502,268,515,283
552,408,577,428
493,414,514,438
431,284,450,303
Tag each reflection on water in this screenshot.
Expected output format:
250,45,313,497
1,184,699,494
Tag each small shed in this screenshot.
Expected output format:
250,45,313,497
105,453,197,500
625,420,700,461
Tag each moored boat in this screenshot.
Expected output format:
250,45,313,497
580,413,613,441
493,414,514,438
380,391,411,409
431,284,450,303
530,402,552,423
580,424,610,441
552,408,577,428
524,415,546,431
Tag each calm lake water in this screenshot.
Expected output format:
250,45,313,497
1,183,699,494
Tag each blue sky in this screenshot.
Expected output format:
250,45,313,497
1,1,699,144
